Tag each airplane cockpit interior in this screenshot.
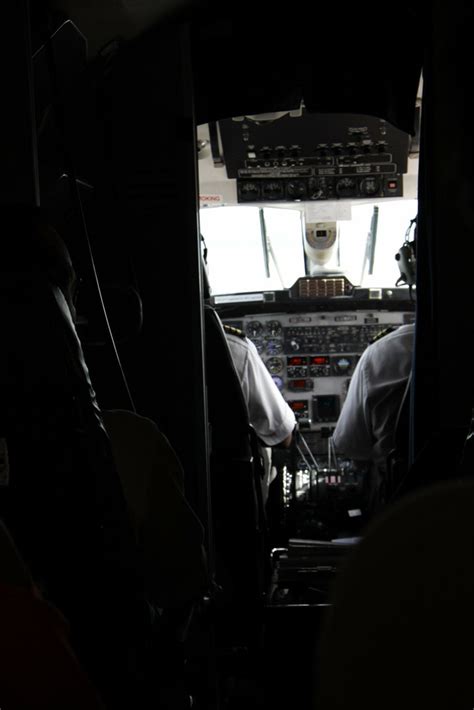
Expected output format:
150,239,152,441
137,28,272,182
196,111,420,701
198,114,419,547
3,2,474,709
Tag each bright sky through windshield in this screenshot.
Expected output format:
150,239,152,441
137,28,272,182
200,200,418,296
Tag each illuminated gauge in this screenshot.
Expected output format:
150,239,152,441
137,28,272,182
253,339,265,354
271,375,284,391
266,320,282,336
266,340,283,355
266,357,283,375
334,357,351,373
246,320,263,338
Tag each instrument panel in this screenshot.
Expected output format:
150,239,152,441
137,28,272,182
222,308,414,442
218,111,408,202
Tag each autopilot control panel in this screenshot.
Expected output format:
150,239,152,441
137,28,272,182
218,112,408,202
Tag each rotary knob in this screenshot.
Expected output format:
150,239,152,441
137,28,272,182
286,181,307,199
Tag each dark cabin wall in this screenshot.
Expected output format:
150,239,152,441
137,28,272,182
191,1,423,135
36,17,212,537
1,1,40,206
412,0,474,481
90,24,211,532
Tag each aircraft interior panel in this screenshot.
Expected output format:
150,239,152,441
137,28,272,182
222,306,414,524
222,308,414,439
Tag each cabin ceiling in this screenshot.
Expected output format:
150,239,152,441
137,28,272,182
49,1,423,135
50,0,197,54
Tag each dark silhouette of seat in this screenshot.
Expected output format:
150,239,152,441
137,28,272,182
385,373,412,502
0,517,30,588
0,211,155,707
204,305,268,645
315,477,474,710
0,518,106,708
385,374,471,505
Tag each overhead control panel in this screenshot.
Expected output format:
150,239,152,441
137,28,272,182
221,309,414,445
218,111,409,203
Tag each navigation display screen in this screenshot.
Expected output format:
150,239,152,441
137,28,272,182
313,395,340,422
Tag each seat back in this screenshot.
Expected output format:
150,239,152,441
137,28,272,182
315,478,474,710
385,373,412,502
204,306,267,641
0,262,152,705
0,518,30,588
0,517,109,709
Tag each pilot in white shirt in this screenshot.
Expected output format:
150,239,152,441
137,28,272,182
224,326,296,500
332,323,415,469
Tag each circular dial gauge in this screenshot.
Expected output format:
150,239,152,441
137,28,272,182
360,176,381,196
266,340,283,355
246,320,263,338
271,375,284,391
253,339,265,354
334,357,351,373
267,320,282,336
266,357,283,375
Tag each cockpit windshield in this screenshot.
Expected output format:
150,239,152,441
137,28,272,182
200,199,418,296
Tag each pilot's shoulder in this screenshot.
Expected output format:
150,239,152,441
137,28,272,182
223,323,246,339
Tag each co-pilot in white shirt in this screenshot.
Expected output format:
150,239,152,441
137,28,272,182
332,323,415,468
